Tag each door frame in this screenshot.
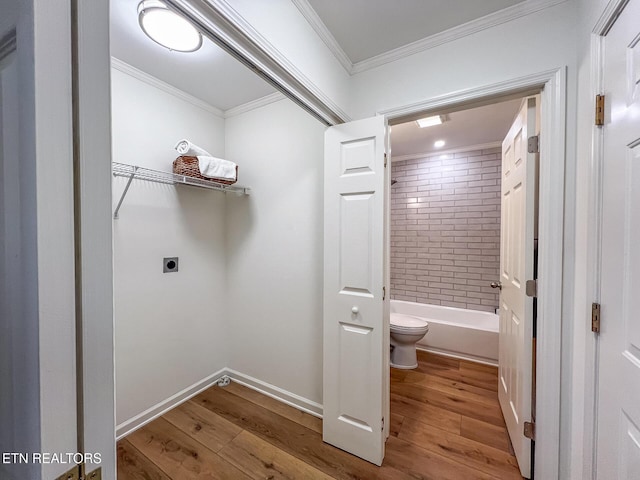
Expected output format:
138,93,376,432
580,1,632,479
380,68,567,480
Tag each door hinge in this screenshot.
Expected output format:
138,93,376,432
55,465,101,480
524,421,536,440
595,95,605,126
525,279,537,297
384,152,387,168
382,286,386,300
56,466,80,480
592,302,601,333
527,135,539,154
382,417,385,431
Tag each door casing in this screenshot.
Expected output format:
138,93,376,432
380,69,567,480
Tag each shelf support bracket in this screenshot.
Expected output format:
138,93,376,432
113,166,138,219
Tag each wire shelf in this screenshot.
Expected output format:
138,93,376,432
112,162,250,219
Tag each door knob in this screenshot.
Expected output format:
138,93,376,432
352,306,359,314
490,281,502,290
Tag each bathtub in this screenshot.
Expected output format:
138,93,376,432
391,300,499,366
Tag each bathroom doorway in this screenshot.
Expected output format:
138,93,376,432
387,95,538,479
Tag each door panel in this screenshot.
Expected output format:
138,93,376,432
324,116,388,465
597,0,640,477
499,97,537,479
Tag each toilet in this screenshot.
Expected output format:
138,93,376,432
390,313,429,369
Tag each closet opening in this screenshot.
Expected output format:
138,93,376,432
109,0,328,478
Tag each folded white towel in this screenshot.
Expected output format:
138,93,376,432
174,139,212,157
197,155,237,181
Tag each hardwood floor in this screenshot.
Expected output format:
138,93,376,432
117,351,523,479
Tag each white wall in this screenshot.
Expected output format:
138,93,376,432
349,1,577,119
111,68,229,428
225,99,326,405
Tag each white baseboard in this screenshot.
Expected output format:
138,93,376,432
225,369,323,419
416,346,498,367
115,368,227,440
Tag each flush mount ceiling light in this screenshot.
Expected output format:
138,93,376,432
434,140,446,148
415,115,443,128
138,0,202,52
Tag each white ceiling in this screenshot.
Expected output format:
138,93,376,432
110,0,276,111
305,0,526,63
390,98,523,158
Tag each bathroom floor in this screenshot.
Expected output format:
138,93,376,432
117,351,523,479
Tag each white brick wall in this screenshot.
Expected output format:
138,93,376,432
390,146,501,313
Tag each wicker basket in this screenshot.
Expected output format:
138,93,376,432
173,156,238,185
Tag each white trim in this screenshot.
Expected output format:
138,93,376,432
224,92,286,118
115,368,227,439
110,56,225,117
416,346,498,367
391,141,501,162
380,69,557,121
592,0,629,35
226,369,324,418
289,0,352,73
351,0,569,74
381,68,566,479
534,67,566,480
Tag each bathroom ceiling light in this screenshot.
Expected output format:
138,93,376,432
434,140,446,148
415,115,443,128
138,0,203,53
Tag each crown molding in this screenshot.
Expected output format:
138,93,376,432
391,141,501,163
290,0,353,73
351,0,569,74
110,57,225,117
224,92,286,118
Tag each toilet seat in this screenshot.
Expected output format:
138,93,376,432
390,313,429,334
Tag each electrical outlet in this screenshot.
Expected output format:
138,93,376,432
163,257,179,273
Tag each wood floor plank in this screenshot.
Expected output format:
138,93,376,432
390,393,461,434
391,381,504,426
401,369,499,405
117,440,172,480
118,353,519,480
389,413,404,438
416,351,460,369
162,399,242,453
410,360,499,392
193,386,414,480
218,430,334,480
459,359,499,375
127,417,251,479
460,416,514,454
224,382,322,434
398,417,522,479
384,436,496,480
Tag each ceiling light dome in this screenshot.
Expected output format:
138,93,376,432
138,0,202,53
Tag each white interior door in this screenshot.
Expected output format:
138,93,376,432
597,0,640,477
323,115,389,465
498,97,537,478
